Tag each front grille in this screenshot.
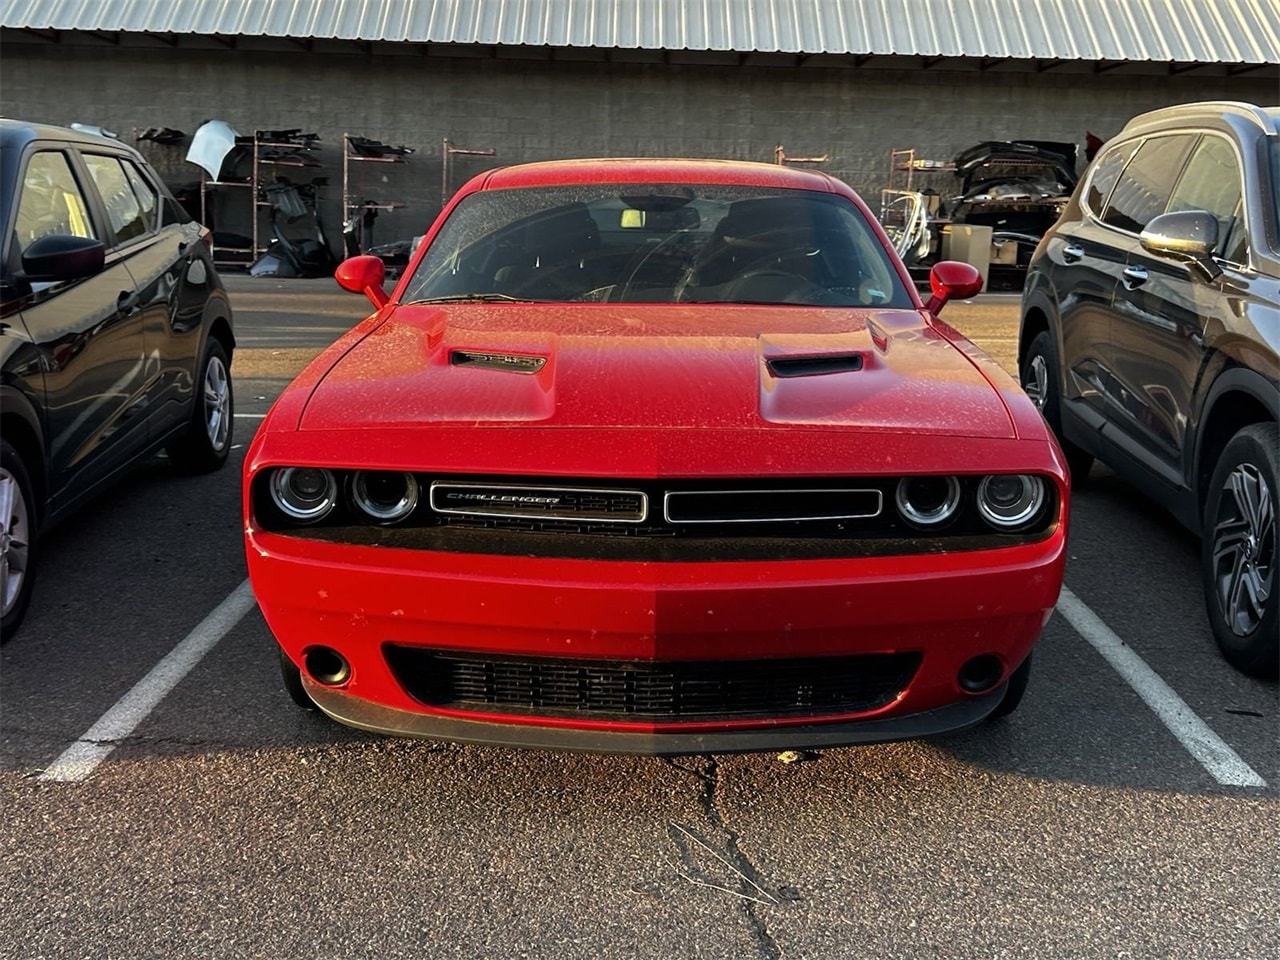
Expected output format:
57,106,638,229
430,482,648,522
254,472,1059,560
664,488,882,523
384,647,922,722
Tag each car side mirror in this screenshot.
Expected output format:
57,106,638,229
20,234,105,283
924,260,983,314
335,254,389,308
1140,211,1222,281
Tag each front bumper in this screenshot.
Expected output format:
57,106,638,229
248,526,1065,748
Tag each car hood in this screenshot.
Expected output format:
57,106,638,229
952,140,1078,194
298,303,1014,438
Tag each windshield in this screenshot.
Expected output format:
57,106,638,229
401,183,913,308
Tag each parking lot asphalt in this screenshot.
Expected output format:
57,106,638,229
1,273,1276,960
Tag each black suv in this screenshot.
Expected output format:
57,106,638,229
1,120,235,638
1019,101,1278,678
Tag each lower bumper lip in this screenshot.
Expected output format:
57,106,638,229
302,680,1010,755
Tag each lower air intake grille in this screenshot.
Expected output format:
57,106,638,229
384,648,922,722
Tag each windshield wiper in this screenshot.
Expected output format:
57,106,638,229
404,293,549,305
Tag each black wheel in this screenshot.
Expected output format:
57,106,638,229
279,649,316,709
989,652,1032,719
1201,423,1278,679
166,337,233,473
0,439,36,642
1021,330,1094,483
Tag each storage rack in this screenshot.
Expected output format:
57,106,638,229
199,130,322,267
342,133,411,253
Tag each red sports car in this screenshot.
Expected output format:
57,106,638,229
244,158,1069,754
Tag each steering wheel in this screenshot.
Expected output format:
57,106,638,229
722,268,828,304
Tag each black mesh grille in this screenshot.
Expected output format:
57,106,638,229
384,647,922,722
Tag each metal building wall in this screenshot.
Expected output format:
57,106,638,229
0,36,1273,258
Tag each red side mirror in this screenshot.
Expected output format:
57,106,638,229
924,261,983,315
335,255,389,309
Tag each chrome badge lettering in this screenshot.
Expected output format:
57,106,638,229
447,492,562,505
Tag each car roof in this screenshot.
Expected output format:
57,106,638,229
1116,101,1279,140
476,157,853,195
0,117,133,153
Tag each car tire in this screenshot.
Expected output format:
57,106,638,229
1021,330,1094,483
279,649,317,709
989,652,1032,718
0,439,36,643
1201,423,1279,679
166,337,233,474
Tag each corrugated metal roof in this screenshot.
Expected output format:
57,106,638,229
2,0,1277,64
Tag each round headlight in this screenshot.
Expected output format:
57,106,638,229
978,474,1046,529
269,467,338,522
351,471,419,523
895,476,961,527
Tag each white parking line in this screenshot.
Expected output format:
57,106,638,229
1056,585,1266,788
39,579,258,783
234,413,265,419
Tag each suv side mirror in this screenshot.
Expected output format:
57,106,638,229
20,234,105,283
1140,211,1222,281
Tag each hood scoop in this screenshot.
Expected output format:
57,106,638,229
765,353,865,378
450,350,547,374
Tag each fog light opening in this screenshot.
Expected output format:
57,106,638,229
957,654,1004,694
304,646,351,686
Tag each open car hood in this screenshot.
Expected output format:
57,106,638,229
952,140,1078,194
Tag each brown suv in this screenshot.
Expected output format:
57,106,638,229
1018,101,1278,678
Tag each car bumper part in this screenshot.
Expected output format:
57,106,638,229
248,526,1065,749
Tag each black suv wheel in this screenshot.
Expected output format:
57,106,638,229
1202,424,1279,678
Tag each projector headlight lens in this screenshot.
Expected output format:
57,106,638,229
351,471,419,523
978,474,1046,529
269,467,338,523
895,476,961,527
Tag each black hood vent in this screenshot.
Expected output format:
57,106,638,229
450,350,547,374
766,354,864,378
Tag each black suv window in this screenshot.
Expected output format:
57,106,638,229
1083,143,1134,218
83,153,151,245
1167,135,1246,263
14,150,96,255
1102,134,1198,234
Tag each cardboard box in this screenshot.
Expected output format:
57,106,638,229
991,239,1018,265
941,224,992,291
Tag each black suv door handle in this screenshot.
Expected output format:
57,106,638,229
1062,243,1085,263
1122,265,1149,287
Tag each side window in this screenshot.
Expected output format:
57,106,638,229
1102,134,1198,234
82,154,148,245
13,150,96,254
1083,143,1134,218
1166,135,1246,263
121,160,160,230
